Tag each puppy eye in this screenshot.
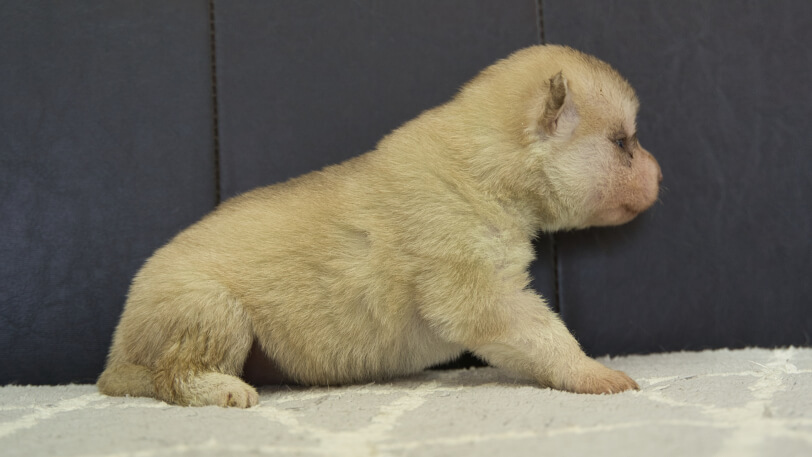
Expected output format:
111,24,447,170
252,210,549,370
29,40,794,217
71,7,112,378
612,136,633,162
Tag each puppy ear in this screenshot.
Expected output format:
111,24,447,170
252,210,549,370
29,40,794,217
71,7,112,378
539,71,579,138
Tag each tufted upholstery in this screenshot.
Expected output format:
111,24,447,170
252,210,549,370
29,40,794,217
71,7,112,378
1,0,809,384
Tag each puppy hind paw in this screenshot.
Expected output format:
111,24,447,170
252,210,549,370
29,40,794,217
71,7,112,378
219,384,259,408
176,372,260,408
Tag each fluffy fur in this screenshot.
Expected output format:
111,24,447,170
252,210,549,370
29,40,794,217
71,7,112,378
98,45,662,407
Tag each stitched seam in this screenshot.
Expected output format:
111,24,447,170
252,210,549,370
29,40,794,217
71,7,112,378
209,0,221,205
536,0,559,313
551,235,561,313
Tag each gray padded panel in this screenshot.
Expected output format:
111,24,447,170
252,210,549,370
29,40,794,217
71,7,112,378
214,0,553,369
0,0,215,384
544,1,812,355
214,0,541,198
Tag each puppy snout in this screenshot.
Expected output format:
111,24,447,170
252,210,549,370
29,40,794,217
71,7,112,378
642,147,662,184
640,147,663,185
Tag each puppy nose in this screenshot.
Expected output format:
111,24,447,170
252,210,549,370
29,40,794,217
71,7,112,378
657,169,663,183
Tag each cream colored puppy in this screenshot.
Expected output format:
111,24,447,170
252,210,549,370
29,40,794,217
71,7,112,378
98,45,661,407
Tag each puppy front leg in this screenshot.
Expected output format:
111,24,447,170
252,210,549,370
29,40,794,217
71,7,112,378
419,273,637,393
476,291,638,394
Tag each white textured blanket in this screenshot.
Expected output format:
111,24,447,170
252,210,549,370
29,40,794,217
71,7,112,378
2,348,810,457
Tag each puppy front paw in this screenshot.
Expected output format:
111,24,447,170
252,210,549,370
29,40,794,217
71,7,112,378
556,359,639,394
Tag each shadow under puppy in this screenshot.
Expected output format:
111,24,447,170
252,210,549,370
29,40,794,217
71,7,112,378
99,45,662,407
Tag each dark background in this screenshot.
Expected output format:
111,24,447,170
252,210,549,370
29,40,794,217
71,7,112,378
1,1,809,385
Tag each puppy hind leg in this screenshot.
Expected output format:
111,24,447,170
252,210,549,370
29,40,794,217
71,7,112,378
98,362,156,398
152,295,259,408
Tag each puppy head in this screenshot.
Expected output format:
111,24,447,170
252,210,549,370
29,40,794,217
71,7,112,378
487,47,661,231
453,46,661,231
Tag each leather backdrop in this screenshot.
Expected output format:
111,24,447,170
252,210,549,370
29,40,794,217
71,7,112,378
1,0,809,384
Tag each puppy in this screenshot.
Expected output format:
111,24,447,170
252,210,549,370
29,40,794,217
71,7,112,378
98,45,661,407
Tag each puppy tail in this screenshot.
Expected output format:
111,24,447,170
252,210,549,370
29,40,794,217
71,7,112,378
97,362,156,398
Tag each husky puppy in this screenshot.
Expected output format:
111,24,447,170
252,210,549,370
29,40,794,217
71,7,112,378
99,45,662,407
